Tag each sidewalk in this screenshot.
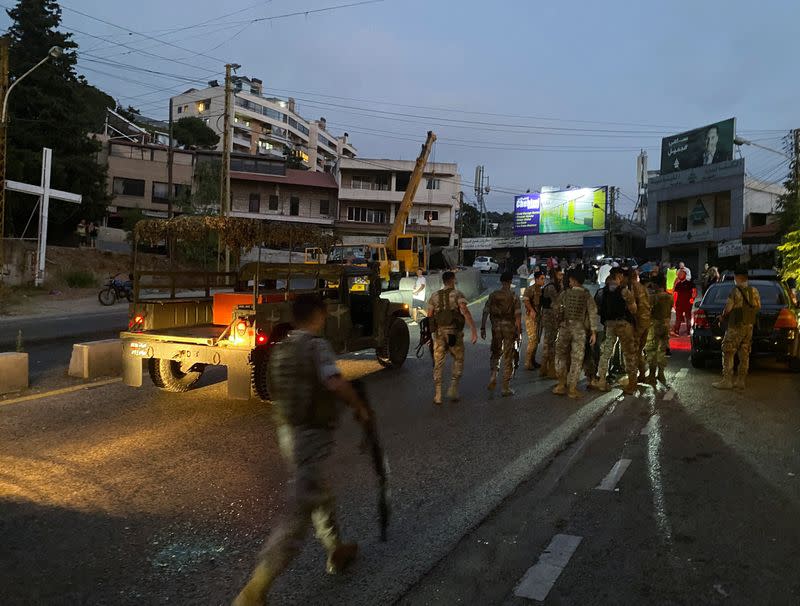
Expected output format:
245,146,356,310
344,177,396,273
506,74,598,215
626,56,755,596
0,294,119,322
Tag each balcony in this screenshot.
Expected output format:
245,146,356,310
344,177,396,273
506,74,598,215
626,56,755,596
233,134,252,148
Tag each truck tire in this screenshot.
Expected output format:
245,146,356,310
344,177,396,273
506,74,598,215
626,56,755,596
377,317,410,368
250,348,271,401
148,358,204,392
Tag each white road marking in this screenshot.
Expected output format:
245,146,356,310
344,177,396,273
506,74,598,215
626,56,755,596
595,459,632,491
675,367,688,379
663,389,676,401
640,414,659,435
514,534,583,601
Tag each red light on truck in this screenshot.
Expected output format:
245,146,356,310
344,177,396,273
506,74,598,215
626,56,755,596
134,315,144,324
257,334,267,345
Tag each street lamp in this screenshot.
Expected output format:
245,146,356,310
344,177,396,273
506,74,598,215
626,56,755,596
733,136,792,160
2,46,62,122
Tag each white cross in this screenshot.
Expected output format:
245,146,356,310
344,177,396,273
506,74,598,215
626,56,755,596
5,148,82,286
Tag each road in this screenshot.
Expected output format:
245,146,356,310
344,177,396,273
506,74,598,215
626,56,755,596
1,291,799,605
0,308,128,349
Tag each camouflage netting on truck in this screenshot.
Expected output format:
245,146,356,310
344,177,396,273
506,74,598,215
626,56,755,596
134,216,340,251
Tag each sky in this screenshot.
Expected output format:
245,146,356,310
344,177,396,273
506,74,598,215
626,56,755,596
2,0,797,214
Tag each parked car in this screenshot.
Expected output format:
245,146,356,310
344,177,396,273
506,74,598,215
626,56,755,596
473,256,499,273
690,279,800,372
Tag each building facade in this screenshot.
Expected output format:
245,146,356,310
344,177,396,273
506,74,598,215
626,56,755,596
336,158,461,246
170,76,357,173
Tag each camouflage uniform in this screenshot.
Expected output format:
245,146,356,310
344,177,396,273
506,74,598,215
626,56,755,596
540,280,563,377
595,286,638,391
716,283,761,388
523,283,542,368
630,280,652,379
645,291,673,376
482,287,521,391
428,286,468,395
554,286,598,395
244,330,344,596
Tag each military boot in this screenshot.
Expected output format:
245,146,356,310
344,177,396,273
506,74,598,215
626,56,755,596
712,376,734,390
487,369,497,391
734,375,746,390
538,360,551,378
433,383,443,405
552,381,567,395
656,368,667,386
645,366,657,386
591,378,610,392
501,378,514,397
567,384,581,399
621,375,637,395
326,543,359,575
447,380,460,402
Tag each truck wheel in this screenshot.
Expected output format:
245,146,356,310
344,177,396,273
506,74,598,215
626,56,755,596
377,318,410,368
148,358,204,392
250,349,271,401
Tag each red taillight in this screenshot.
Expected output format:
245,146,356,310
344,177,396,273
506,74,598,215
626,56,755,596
129,314,145,330
692,308,710,329
256,333,267,345
134,315,144,324
774,308,798,330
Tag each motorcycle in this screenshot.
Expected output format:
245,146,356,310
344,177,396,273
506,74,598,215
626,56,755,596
98,273,133,306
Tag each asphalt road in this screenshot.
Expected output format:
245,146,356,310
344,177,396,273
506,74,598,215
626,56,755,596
0,308,128,349
2,286,798,605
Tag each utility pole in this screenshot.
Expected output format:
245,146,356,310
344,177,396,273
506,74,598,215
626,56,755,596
794,128,799,217
607,186,616,257
167,97,174,219
0,37,9,276
219,63,238,274
474,165,490,236
634,150,648,225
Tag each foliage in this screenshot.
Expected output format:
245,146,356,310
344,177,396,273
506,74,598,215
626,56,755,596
775,131,799,233
63,269,96,288
173,116,220,149
183,158,220,214
459,200,482,237
777,229,800,281
4,0,114,241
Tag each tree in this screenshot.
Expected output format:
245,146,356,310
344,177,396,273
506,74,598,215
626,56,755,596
777,229,800,281
775,132,799,233
4,0,114,241
173,116,219,149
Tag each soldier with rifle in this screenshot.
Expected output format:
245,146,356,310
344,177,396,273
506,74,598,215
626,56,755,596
234,294,373,606
481,270,522,396
523,271,545,370
539,267,565,379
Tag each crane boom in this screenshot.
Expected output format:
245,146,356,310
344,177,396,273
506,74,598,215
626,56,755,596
386,130,437,255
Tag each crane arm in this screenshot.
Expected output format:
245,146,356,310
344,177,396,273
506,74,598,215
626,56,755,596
386,131,437,255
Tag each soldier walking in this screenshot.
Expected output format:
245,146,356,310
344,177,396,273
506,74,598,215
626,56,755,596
591,268,638,394
630,268,652,383
523,271,545,370
481,271,522,396
539,267,564,379
713,267,761,390
552,269,597,399
427,271,478,404
234,295,370,606
644,273,672,386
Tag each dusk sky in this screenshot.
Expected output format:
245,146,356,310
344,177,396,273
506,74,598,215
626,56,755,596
3,0,795,213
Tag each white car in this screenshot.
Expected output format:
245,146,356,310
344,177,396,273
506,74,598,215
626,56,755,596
473,256,499,273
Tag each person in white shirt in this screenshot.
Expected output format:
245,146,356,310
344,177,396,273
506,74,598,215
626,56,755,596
678,261,692,281
411,268,427,322
597,262,612,286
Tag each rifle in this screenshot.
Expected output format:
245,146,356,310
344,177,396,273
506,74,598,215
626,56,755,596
416,316,434,364
351,379,390,542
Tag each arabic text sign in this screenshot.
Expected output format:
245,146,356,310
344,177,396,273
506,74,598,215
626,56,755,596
660,118,735,175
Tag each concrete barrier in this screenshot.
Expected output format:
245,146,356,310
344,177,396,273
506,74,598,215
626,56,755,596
0,352,28,393
69,339,122,380
385,268,484,307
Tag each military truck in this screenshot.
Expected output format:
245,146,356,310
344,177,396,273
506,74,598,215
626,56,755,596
121,216,411,400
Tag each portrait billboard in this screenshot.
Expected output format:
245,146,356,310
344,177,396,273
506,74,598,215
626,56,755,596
660,118,735,175
514,187,607,235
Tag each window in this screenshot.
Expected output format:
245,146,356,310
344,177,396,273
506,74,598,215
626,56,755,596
423,210,439,222
319,199,330,216
714,193,731,228
176,106,183,114
347,207,387,223
290,196,300,216
152,182,169,203
269,195,279,211
196,99,211,113
113,177,145,197
351,175,389,191
249,193,261,213
425,178,441,190
663,200,688,232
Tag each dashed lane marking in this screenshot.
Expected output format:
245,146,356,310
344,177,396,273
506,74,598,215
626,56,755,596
514,534,583,601
595,458,632,491
640,414,659,435
663,389,676,401
0,378,122,407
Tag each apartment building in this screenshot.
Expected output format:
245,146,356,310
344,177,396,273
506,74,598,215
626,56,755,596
336,158,461,246
170,76,357,173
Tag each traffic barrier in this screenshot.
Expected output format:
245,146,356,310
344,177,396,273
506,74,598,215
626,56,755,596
385,268,484,307
0,352,28,394
68,339,122,380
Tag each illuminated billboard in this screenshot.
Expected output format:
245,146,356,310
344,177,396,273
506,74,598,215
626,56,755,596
514,187,607,235
660,118,735,175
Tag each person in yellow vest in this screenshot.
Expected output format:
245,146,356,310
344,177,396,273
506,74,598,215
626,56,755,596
666,264,678,294
713,267,761,390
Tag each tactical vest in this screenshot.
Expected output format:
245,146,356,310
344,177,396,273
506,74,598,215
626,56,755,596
541,283,559,310
562,288,589,323
730,286,758,327
268,331,338,429
603,287,633,323
651,292,673,321
434,287,465,331
489,289,517,322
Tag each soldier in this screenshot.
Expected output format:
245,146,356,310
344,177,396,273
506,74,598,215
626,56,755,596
234,295,370,606
522,271,545,370
552,269,598,399
629,268,652,383
539,267,564,379
481,271,522,396
713,267,761,390
591,267,638,394
427,270,478,404
644,273,672,386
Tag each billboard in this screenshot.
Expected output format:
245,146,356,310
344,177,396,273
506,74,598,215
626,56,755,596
660,118,735,175
514,187,607,235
